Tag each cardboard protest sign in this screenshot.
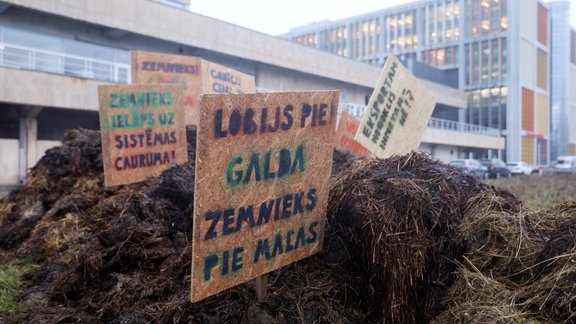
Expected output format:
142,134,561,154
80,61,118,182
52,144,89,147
98,84,187,187
131,50,255,125
354,54,436,158
335,111,371,158
191,91,339,302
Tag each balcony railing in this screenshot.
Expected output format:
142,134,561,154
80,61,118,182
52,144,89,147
427,117,501,136
343,103,501,137
0,42,130,84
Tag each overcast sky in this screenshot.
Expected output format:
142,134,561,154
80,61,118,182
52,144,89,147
189,0,576,36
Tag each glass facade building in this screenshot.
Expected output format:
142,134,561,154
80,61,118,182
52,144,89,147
549,1,576,159
284,0,572,164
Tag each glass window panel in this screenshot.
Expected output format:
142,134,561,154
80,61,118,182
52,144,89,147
501,38,507,80
491,38,499,82
472,42,479,85
3,26,62,52
465,43,470,85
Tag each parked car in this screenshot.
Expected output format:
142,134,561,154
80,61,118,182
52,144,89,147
479,158,511,178
546,156,576,174
506,161,534,176
449,159,489,179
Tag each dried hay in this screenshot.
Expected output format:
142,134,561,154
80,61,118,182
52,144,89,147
457,194,540,283
22,212,89,263
515,202,576,322
439,197,576,323
432,265,536,324
327,153,517,323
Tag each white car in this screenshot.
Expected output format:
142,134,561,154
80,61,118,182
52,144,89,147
547,156,576,174
506,162,534,175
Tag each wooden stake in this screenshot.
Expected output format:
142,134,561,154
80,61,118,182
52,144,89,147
255,274,268,301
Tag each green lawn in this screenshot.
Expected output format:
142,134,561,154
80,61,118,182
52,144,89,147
0,255,34,316
485,174,576,210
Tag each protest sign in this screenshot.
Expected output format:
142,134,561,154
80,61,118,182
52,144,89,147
191,91,339,302
98,84,187,186
354,54,436,158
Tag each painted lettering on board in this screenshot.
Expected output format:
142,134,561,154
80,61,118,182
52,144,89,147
98,84,187,186
192,91,338,302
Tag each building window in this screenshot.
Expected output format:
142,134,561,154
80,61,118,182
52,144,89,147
500,0,508,31
0,25,129,83
522,137,534,164
472,42,479,85
571,31,576,65
491,38,499,83
537,3,548,46
537,49,548,90
522,87,534,132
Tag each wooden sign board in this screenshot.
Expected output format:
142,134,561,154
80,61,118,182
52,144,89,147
98,84,187,187
131,50,255,125
131,51,201,125
191,91,339,302
354,54,436,158
335,112,371,158
202,60,256,95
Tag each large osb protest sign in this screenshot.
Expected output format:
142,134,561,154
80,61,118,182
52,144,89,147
131,50,255,125
335,111,371,158
192,91,339,302
98,84,187,187
354,54,436,158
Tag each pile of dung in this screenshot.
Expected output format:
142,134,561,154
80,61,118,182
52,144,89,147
434,196,576,323
326,154,519,323
0,128,104,252
10,125,574,323
0,127,367,323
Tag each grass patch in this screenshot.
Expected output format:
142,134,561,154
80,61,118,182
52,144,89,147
0,255,34,316
485,174,576,211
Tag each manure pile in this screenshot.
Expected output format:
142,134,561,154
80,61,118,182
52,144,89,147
1,128,575,323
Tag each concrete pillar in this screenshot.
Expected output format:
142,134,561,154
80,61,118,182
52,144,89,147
17,106,42,183
25,117,38,169
18,117,26,183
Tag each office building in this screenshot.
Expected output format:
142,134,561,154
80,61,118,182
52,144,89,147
0,0,502,189
549,1,576,158
285,0,576,163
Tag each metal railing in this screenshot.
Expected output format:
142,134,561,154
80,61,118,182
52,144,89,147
427,117,501,136
342,103,501,137
0,42,130,83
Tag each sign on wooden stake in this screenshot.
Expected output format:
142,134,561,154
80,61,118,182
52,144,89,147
98,84,187,186
191,91,339,302
354,54,436,158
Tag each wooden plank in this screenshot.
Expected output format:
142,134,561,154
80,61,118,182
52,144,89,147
97,84,187,187
191,91,339,302
335,111,371,158
354,54,436,158
255,275,268,301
